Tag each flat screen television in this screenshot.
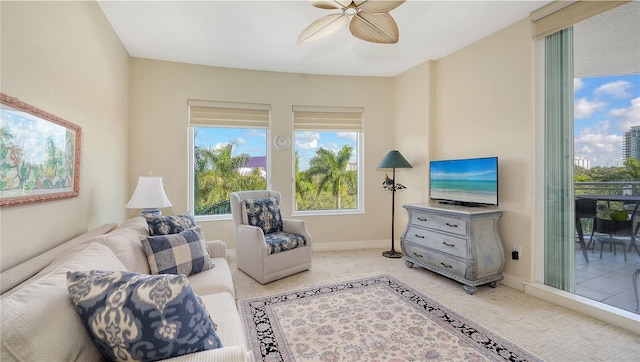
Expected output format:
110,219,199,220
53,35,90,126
429,157,498,206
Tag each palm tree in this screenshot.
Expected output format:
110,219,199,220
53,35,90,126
294,151,315,210
307,145,354,209
194,142,265,215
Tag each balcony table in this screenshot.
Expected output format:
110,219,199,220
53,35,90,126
575,194,640,257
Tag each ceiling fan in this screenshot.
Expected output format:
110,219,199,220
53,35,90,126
298,0,406,45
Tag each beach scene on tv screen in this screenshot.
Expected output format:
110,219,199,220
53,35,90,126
430,158,498,205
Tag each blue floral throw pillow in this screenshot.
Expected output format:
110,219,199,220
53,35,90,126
144,212,196,235
140,226,214,276
66,270,222,361
243,197,283,234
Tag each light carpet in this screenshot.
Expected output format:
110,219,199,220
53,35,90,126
239,274,541,362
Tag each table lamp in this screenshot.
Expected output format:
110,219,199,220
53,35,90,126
125,176,172,216
378,150,412,258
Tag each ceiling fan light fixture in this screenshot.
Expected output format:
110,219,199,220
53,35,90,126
299,0,405,45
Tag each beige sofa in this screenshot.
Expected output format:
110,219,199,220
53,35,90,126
0,217,253,362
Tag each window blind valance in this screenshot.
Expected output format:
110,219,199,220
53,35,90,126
530,0,629,40
292,105,364,131
188,100,271,128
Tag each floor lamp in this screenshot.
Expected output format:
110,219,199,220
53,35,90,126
378,150,413,258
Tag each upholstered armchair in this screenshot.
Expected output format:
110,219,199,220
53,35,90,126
230,190,312,284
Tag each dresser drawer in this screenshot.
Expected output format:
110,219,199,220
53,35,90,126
404,242,467,279
410,212,467,236
403,226,467,258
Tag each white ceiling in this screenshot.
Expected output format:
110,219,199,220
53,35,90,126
97,0,553,77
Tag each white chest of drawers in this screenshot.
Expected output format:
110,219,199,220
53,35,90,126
400,202,504,294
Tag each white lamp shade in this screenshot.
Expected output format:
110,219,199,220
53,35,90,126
125,176,172,209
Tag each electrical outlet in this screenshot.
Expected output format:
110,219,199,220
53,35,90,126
512,245,521,260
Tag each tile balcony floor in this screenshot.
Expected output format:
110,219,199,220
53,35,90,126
574,237,640,314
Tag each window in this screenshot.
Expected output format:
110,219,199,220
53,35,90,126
188,100,270,218
292,105,364,213
534,1,639,314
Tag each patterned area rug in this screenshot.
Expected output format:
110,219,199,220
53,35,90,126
239,275,542,362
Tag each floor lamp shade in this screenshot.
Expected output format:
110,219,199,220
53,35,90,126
378,150,412,259
377,150,413,169
125,176,172,215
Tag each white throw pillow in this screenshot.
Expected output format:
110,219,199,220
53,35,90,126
0,242,127,361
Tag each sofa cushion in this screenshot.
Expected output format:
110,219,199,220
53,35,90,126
144,212,197,235
141,226,214,276
187,257,235,298
0,242,126,362
67,270,222,361
96,216,151,274
242,197,283,234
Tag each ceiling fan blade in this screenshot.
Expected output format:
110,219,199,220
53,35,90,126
350,12,399,44
357,0,405,14
298,13,350,44
311,0,352,10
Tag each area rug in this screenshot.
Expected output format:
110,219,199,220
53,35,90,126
239,275,541,362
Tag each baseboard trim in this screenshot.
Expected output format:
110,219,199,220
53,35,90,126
499,273,526,292
227,239,391,259
523,282,640,334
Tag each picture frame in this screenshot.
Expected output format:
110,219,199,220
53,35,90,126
0,93,82,206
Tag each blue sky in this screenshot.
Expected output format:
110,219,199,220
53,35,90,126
574,73,640,167
194,128,356,171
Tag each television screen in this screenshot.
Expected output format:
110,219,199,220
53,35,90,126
429,157,498,206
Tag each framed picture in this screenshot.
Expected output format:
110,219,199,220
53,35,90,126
0,93,82,206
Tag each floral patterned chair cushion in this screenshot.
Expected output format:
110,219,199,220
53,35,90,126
140,226,214,276
242,197,283,234
264,232,307,255
144,212,197,235
66,270,222,361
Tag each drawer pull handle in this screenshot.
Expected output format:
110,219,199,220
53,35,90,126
446,223,458,228
413,252,424,258
417,217,428,222
440,262,453,268
442,242,455,248
415,234,425,239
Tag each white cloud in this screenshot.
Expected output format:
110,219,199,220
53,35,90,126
594,80,632,99
337,132,357,142
295,131,320,150
574,97,607,119
574,120,624,167
609,96,640,131
574,78,584,93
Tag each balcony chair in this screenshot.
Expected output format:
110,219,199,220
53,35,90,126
575,198,598,262
593,202,640,262
230,190,312,284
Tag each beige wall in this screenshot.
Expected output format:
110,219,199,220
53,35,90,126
431,18,535,286
392,61,434,230
129,59,396,249
0,1,130,270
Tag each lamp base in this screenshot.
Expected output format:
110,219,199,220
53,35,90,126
382,250,403,258
140,208,162,217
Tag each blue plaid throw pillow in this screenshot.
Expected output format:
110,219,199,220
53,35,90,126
67,270,222,361
140,226,214,276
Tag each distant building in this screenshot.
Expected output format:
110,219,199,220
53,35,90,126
623,126,640,160
574,156,591,170
239,156,266,178
346,162,357,171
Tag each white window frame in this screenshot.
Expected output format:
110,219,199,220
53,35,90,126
187,100,271,221
292,105,365,216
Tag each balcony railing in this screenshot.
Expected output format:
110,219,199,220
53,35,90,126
575,181,640,196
